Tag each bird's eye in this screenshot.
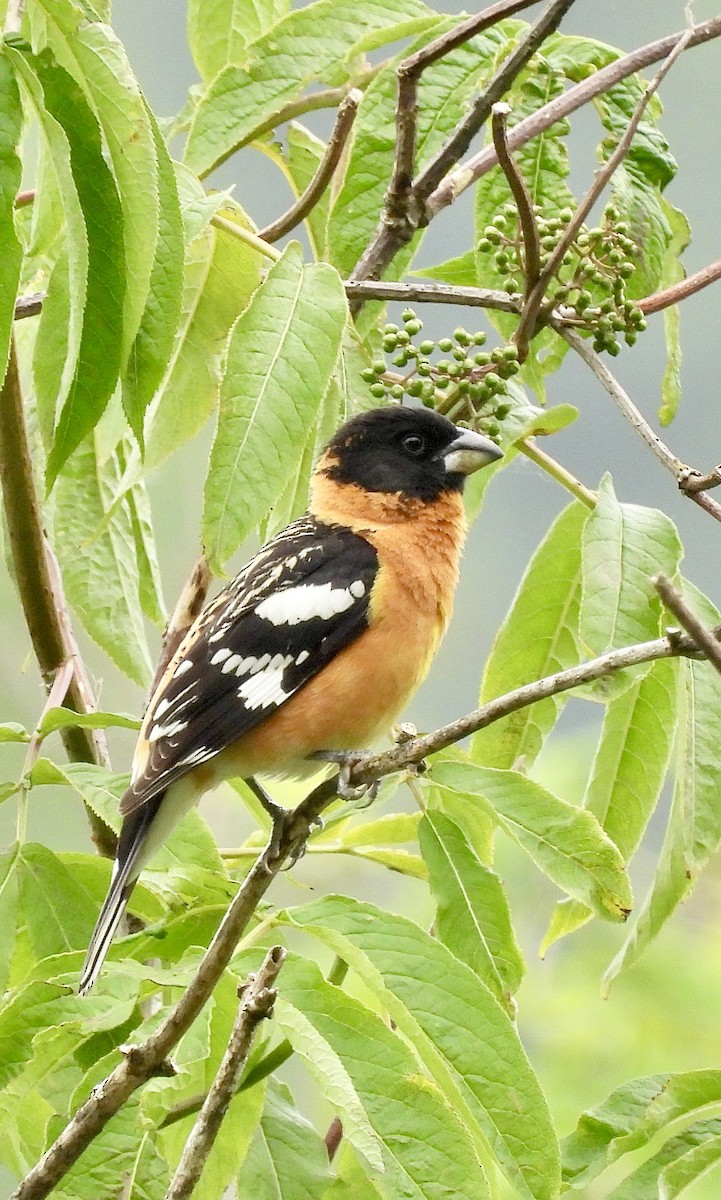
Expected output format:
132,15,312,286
401,434,426,456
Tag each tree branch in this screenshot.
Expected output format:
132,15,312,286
638,257,721,315
344,279,519,312
514,23,692,356
259,89,362,244
559,325,721,525
164,947,285,1200
491,101,541,307
0,337,114,855
11,618,716,1199
427,16,721,217
350,0,577,291
654,575,721,677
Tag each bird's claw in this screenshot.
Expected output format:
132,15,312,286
313,750,379,805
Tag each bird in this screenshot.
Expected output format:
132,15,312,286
79,405,502,994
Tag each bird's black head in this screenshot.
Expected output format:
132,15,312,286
319,406,502,501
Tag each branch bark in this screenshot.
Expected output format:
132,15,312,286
259,89,362,243
164,947,285,1200
0,337,114,854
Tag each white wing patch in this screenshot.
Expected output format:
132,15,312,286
237,655,294,710
255,581,362,626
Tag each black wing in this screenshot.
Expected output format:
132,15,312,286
121,515,378,813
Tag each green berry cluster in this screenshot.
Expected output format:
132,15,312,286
361,308,519,431
477,202,648,356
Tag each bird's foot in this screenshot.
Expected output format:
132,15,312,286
312,750,379,806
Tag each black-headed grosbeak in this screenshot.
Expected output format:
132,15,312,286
79,406,501,993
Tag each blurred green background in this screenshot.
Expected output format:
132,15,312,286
2,2,721,1196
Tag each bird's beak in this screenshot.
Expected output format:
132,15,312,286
441,427,503,475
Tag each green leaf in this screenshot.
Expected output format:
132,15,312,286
604,584,721,985
562,1070,721,1190
11,45,125,484
238,1079,334,1200
122,107,184,444
0,722,29,742
38,0,160,363
584,656,677,858
284,897,559,1200
472,501,587,769
419,810,524,1007
37,707,140,735
657,198,691,426
0,848,20,993
187,0,290,81
323,1143,385,1199
52,433,153,685
202,243,347,569
16,843,98,961
0,53,23,381
184,0,433,177
275,952,492,1199
144,198,263,469
429,759,632,921
126,468,167,625
579,475,682,696
411,250,477,287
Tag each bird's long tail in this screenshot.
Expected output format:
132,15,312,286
78,802,157,996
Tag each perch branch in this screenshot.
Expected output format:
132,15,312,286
259,89,362,243
427,16,721,217
514,24,693,356
0,337,114,854
654,575,721,677
165,947,285,1200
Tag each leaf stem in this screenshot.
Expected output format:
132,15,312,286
210,214,281,261
517,439,596,508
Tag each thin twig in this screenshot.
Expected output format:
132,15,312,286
148,553,212,697
491,101,541,307
427,16,721,217
414,0,578,206
514,23,694,356
387,0,545,222
344,279,519,312
350,0,577,290
677,466,721,495
638,258,721,315
10,621,715,1200
0,337,114,855
559,326,721,526
259,90,362,244
558,327,681,474
654,575,721,677
165,947,285,1200
210,213,281,262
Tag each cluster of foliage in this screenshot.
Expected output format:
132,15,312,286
0,1,720,1198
